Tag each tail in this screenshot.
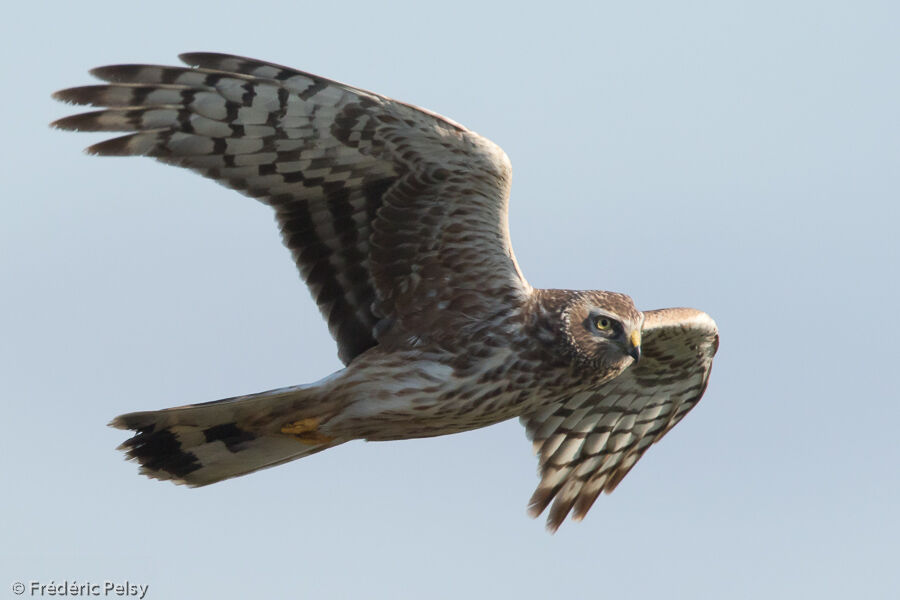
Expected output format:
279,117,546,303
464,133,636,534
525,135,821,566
110,384,345,486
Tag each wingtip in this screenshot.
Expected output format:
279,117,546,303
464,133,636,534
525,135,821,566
178,51,226,67
88,65,120,81
546,498,576,532
544,517,563,534
177,52,206,67
526,486,555,520
49,112,103,132
85,135,133,156
80,131,165,157
51,87,81,105
52,86,103,106
527,493,568,533
108,416,128,430
527,504,563,533
88,64,148,83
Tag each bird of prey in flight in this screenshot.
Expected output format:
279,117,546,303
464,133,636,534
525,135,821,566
53,53,719,531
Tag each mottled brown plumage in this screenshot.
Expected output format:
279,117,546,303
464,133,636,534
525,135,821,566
53,53,719,531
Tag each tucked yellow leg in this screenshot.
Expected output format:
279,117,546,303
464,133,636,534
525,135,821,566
280,418,334,444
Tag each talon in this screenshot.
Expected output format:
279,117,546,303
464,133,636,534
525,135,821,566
281,418,333,444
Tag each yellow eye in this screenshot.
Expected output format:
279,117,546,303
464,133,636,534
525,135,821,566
595,317,612,330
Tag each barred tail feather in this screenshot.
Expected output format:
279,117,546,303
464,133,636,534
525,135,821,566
110,385,344,486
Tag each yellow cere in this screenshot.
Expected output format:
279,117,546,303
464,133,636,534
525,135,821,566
630,330,641,349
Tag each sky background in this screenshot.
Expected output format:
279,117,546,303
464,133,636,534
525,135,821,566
2,1,898,598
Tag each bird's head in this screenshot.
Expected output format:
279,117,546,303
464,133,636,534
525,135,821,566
561,291,644,377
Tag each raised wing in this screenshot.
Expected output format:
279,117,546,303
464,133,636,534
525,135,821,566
521,308,719,531
52,53,530,364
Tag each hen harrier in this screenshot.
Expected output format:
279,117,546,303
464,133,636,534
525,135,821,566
53,53,718,531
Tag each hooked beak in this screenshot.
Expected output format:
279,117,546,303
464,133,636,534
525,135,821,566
628,330,642,363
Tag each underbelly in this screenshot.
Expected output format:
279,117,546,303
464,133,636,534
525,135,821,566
339,386,554,441
323,348,575,441
361,407,522,441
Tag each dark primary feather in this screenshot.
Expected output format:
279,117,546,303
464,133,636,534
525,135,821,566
52,53,529,364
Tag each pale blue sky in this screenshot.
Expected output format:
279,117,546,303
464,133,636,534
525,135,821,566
3,1,898,598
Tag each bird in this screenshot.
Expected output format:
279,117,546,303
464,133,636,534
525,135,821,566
52,52,719,531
